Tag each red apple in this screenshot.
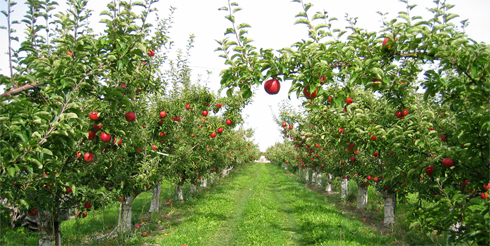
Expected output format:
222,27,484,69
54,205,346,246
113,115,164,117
100,132,111,142
367,176,372,181
282,122,287,127
210,132,217,138
113,138,122,145
152,145,158,150
344,175,348,179
289,125,293,130
137,147,142,153
402,109,409,116
89,111,99,120
28,208,38,216
135,223,141,229
226,119,232,125
125,112,136,121
174,116,181,122
350,157,356,162
88,131,97,140
481,193,489,200
264,78,281,95
346,98,353,104
441,135,447,142
338,128,344,134
484,183,490,190
373,177,379,182
83,201,92,209
185,104,191,109
202,110,208,117
370,135,377,141
160,111,167,118
442,158,453,168
426,166,435,177
395,111,402,118
160,132,165,137
373,152,379,157
429,127,435,131
84,153,94,162
93,123,103,130
217,103,222,108
303,86,318,99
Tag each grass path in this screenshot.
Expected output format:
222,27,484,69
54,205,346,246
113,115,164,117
150,163,393,246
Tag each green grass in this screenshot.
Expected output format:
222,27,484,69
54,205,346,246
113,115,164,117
3,163,428,245
150,163,393,245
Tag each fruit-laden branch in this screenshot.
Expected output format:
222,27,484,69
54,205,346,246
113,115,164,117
7,63,108,167
168,143,200,169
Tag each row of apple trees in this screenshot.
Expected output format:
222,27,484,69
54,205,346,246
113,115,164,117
0,0,260,245
217,0,489,244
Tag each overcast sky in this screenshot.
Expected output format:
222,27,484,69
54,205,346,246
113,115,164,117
1,0,489,152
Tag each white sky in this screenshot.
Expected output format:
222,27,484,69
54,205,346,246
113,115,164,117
1,0,489,152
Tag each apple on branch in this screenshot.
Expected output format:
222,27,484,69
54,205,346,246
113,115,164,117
264,78,280,95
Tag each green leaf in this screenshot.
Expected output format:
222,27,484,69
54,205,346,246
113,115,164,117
60,113,78,121
41,148,53,156
242,88,252,99
226,87,234,97
7,167,15,177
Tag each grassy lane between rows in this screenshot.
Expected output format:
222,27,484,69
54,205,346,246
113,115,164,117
148,163,394,246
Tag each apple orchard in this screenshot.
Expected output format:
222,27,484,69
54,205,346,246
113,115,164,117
1,0,489,245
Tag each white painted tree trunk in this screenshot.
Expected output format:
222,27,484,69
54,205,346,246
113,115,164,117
356,183,369,210
200,179,207,188
176,183,184,201
149,184,161,213
38,211,54,246
316,172,322,186
311,171,316,184
190,184,196,193
38,210,63,246
341,178,349,199
326,174,332,193
383,194,396,226
39,230,55,246
118,194,136,233
447,221,462,243
305,168,310,182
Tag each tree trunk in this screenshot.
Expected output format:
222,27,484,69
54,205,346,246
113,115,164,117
190,183,196,193
176,183,184,201
311,171,316,184
325,174,332,193
356,182,369,210
341,177,349,199
200,179,207,188
149,184,161,214
305,168,309,182
38,210,55,246
316,172,322,186
118,193,136,233
383,194,396,226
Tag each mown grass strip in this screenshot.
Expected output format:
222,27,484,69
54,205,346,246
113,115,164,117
156,163,394,245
